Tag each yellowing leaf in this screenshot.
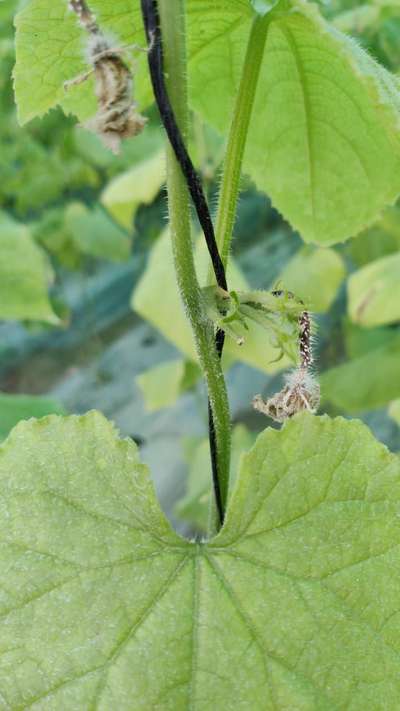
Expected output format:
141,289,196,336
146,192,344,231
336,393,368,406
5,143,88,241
136,359,200,412
2,412,400,707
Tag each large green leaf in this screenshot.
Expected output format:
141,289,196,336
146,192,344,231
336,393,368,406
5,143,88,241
321,333,400,412
0,213,59,324
2,411,400,707
14,0,400,245
348,251,400,327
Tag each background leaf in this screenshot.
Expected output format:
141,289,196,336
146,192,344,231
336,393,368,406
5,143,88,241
0,392,65,441
321,333,400,412
132,230,291,373
64,203,131,262
136,359,200,412
348,251,400,326
101,150,165,230
0,213,59,323
279,246,345,312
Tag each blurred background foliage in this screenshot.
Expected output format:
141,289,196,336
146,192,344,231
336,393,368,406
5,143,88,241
1,0,400,535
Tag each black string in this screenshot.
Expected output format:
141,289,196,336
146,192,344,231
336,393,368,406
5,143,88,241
140,0,227,525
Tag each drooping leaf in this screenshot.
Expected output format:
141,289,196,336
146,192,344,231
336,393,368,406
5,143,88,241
132,230,290,373
2,412,400,707
101,150,165,230
0,392,66,441
348,251,400,327
321,333,400,412
0,213,59,324
65,203,131,262
279,246,345,312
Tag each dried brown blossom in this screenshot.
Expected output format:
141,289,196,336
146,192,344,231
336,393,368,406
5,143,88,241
253,367,320,423
67,0,147,153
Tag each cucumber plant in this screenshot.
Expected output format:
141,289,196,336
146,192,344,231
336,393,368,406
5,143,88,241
4,0,400,707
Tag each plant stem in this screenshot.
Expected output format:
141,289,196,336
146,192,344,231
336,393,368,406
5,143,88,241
213,14,270,273
157,0,231,524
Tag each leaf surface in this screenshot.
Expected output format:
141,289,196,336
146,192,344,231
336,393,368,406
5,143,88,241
2,411,400,708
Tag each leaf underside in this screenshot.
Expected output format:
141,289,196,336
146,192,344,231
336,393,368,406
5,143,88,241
1,411,400,708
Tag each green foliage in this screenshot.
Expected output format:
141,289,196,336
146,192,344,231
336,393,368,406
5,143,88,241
188,0,400,245
65,203,131,262
321,333,400,412
101,150,165,230
279,246,345,312
2,412,400,707
13,0,146,125
0,392,66,441
14,0,400,246
348,251,400,327
0,213,59,324
388,398,400,426
136,359,201,412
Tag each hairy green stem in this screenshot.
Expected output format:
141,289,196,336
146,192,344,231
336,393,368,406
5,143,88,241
213,14,270,274
158,0,231,523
